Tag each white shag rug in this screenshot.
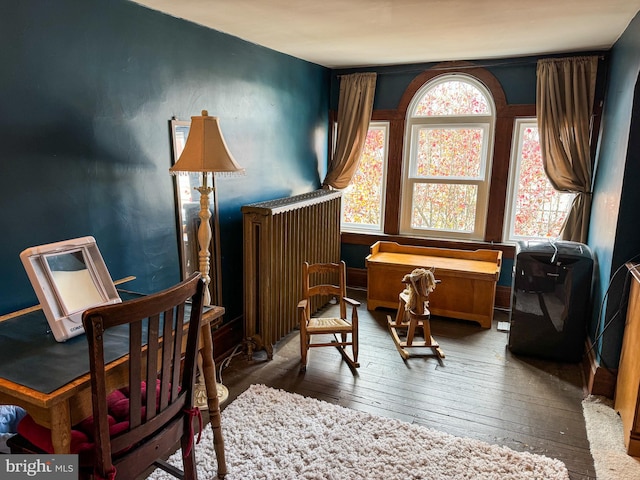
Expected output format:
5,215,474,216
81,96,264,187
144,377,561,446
582,395,640,480
148,384,569,480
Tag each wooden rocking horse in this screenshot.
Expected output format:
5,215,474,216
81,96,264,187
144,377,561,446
387,267,445,360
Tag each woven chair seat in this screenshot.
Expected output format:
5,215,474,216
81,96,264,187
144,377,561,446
307,317,352,334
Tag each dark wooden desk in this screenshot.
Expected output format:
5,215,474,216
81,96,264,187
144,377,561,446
0,296,227,476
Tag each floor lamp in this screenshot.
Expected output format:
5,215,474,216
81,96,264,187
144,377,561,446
169,110,244,407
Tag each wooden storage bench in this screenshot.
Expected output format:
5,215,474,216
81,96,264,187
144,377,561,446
365,241,502,328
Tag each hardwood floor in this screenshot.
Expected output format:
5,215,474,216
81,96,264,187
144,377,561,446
218,288,596,479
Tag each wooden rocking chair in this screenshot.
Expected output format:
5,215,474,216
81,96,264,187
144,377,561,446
298,261,360,372
387,267,445,360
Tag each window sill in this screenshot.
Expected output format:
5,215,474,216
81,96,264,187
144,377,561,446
340,231,515,258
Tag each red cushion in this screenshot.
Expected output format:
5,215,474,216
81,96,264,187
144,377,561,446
17,415,94,454
15,380,161,455
120,378,155,402
78,414,117,440
108,392,132,421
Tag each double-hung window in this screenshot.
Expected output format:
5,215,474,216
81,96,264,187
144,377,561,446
341,121,389,233
400,74,495,240
505,118,574,241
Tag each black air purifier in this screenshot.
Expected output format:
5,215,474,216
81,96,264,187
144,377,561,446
508,240,593,362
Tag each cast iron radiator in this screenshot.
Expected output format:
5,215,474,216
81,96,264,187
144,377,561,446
241,189,342,359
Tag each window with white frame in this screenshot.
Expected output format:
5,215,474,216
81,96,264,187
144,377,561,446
341,122,389,232
505,119,574,241
400,74,495,240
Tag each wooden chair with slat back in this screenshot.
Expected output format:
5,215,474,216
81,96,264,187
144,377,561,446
8,272,207,480
298,261,360,372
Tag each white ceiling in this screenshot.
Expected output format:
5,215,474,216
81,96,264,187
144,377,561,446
133,0,640,68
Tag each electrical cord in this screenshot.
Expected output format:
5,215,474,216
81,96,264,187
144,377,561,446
585,253,640,367
549,238,559,264
217,342,244,385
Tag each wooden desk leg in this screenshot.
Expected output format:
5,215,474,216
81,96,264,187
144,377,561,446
200,325,227,478
50,401,71,454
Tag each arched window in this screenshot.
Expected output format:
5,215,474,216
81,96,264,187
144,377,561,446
401,74,495,240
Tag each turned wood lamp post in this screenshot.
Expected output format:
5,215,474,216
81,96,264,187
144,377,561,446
169,110,244,406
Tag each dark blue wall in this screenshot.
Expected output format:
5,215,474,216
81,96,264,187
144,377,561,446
0,0,329,320
589,11,640,368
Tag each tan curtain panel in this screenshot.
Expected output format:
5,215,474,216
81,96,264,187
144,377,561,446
323,72,377,189
536,56,598,242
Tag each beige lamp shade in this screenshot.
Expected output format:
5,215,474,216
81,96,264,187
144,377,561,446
170,110,244,175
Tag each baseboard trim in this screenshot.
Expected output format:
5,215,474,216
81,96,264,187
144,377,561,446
495,285,511,310
212,315,244,364
347,267,368,289
582,337,617,398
